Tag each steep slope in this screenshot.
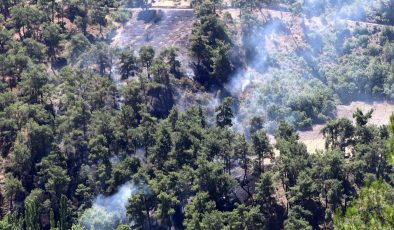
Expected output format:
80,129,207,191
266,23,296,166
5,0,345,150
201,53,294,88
112,8,195,71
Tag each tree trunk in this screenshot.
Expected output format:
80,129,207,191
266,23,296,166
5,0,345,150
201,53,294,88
243,159,248,182
146,199,152,230
144,145,148,164
146,64,150,79
325,194,328,209
259,156,264,173
61,6,64,28
9,194,13,211
51,0,55,22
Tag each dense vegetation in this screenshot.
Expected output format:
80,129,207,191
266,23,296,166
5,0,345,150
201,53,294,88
0,0,393,229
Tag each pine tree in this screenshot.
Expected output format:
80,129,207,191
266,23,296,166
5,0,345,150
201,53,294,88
59,195,69,230
150,125,172,169
215,97,234,128
50,208,56,230
251,130,273,172
120,49,138,79
25,199,40,230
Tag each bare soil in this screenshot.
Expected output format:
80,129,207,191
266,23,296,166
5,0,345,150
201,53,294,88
112,8,195,70
337,101,394,126
299,101,394,153
111,9,195,49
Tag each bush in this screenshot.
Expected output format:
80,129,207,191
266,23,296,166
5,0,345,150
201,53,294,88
111,10,131,25
353,26,369,36
366,44,382,56
383,42,394,62
381,27,394,42
357,35,370,48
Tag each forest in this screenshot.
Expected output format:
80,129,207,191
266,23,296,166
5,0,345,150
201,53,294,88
0,0,394,229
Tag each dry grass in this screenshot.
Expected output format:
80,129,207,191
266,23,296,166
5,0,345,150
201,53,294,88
298,101,394,153
337,101,394,126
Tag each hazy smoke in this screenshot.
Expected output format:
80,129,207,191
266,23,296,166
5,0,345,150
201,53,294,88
80,183,136,230
334,0,384,21
225,0,387,133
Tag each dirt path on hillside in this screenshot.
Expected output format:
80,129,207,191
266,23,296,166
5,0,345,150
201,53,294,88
117,6,394,29
111,6,393,76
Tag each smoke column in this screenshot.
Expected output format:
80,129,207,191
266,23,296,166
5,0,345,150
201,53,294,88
80,182,136,230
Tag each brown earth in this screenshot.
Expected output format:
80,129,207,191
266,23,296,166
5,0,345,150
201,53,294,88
112,8,195,67
337,101,394,126
299,101,394,153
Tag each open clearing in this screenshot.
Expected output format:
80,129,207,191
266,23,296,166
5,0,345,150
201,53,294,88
299,101,394,153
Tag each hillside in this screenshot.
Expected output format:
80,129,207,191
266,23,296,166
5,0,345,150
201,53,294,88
1,0,394,230
110,5,394,150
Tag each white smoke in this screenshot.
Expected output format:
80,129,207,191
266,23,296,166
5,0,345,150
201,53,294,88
80,182,136,230
225,0,390,133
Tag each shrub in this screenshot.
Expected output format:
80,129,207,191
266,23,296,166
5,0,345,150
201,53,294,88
112,10,132,25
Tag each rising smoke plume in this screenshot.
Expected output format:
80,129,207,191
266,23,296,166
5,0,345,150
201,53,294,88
79,182,136,230
225,0,391,133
